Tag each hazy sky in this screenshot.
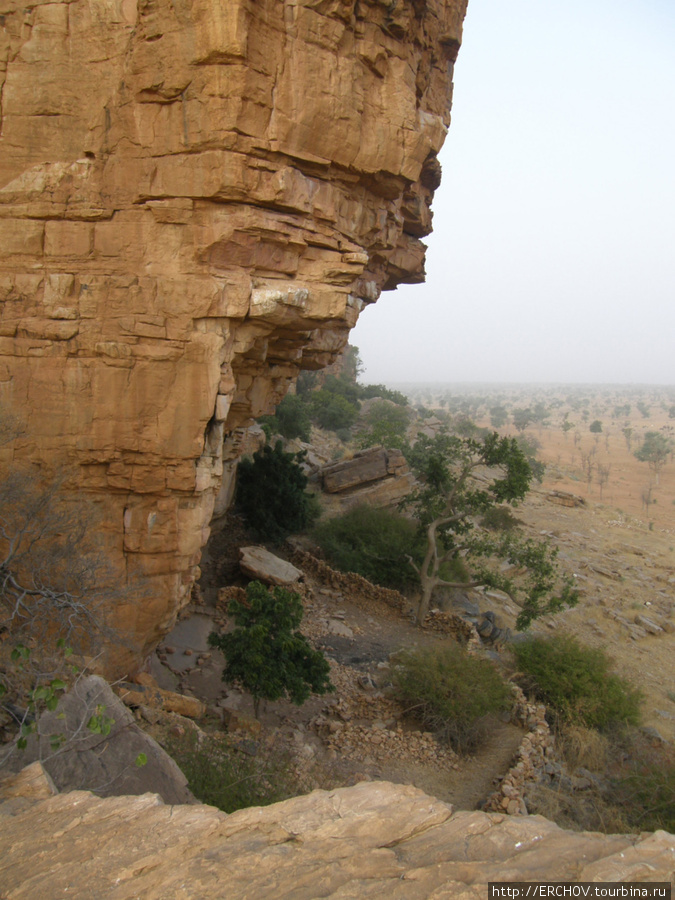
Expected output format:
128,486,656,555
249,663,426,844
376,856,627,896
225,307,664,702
352,0,675,385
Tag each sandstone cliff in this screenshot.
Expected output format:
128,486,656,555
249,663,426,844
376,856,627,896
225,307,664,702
0,0,467,671
1,768,673,898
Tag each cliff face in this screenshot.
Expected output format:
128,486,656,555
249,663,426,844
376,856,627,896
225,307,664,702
0,0,467,671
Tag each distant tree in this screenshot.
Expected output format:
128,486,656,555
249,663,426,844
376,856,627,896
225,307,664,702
340,344,364,383
356,400,411,451
514,434,546,483
358,384,409,406
580,447,596,492
209,582,334,718
641,482,654,514
634,432,673,485
489,405,508,429
589,420,603,434
622,426,633,451
295,369,320,397
531,402,550,428
597,462,611,500
403,431,577,627
637,401,651,419
669,405,675,419
512,407,533,432
310,390,359,432
259,393,311,442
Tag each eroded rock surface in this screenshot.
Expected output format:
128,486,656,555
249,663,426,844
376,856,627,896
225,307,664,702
1,775,673,898
0,0,468,672
1,677,194,804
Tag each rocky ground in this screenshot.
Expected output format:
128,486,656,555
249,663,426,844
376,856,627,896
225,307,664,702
151,558,527,813
143,407,674,819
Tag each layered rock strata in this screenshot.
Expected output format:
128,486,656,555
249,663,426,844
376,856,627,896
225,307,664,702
0,0,468,672
1,772,673,898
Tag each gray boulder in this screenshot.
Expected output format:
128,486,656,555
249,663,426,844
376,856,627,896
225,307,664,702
2,675,194,804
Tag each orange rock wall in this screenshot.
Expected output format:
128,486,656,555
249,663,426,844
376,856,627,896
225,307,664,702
0,0,468,672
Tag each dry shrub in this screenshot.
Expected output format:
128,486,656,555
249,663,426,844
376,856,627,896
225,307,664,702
559,724,608,772
390,645,512,754
524,783,630,835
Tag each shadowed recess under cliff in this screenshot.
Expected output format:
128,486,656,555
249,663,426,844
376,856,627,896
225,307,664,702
0,0,468,674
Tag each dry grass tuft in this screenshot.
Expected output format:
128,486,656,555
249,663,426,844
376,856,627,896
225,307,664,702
559,724,609,771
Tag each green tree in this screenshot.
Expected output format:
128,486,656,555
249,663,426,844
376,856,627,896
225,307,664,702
310,390,359,432
236,442,319,542
589,420,603,434
208,582,334,717
357,383,409,405
512,407,533,432
356,400,411,450
489,405,508,429
403,431,577,626
634,431,673,485
259,393,311,442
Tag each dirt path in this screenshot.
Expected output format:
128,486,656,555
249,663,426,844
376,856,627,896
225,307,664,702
155,543,528,813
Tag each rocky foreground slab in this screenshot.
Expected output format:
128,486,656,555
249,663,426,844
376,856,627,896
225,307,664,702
1,764,672,898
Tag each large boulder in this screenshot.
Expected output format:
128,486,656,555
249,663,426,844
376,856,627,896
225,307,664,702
321,447,409,493
1,779,673,898
2,676,194,805
239,546,303,585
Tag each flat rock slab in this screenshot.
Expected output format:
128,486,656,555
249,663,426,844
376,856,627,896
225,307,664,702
239,546,303,585
1,778,673,899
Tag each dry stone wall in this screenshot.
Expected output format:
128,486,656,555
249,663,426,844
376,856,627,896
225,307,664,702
0,0,468,673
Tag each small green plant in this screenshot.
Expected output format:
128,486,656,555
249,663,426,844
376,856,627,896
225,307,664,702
390,645,512,753
513,635,643,731
208,581,334,717
479,506,522,532
165,731,305,813
235,441,320,543
313,505,423,591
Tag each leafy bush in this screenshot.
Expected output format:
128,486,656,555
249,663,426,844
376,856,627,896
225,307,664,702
390,645,512,753
258,394,311,442
356,400,411,451
235,442,320,543
358,384,409,406
165,731,304,813
513,635,642,731
313,505,422,590
479,505,522,532
208,581,334,717
310,390,359,431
